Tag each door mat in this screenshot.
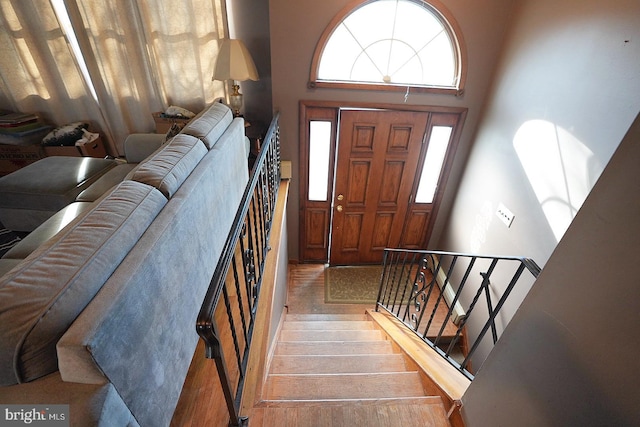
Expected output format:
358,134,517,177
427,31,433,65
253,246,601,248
324,265,383,304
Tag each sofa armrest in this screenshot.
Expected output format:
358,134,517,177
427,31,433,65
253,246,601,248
0,372,139,427
123,133,166,163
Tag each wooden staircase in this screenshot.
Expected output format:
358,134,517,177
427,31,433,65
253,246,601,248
249,313,453,426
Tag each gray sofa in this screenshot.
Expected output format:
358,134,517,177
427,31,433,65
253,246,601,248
0,103,249,426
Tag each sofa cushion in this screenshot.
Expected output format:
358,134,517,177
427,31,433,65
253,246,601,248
123,133,166,163
0,157,116,232
0,180,167,386
75,163,137,202
2,202,94,260
180,102,233,149
126,133,207,199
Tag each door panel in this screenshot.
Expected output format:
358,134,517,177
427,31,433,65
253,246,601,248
342,214,363,251
353,125,375,150
372,213,395,249
305,209,329,248
347,160,371,204
388,126,412,151
400,210,432,247
330,110,428,265
379,161,405,204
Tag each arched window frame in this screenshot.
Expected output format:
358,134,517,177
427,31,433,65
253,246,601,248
309,0,467,96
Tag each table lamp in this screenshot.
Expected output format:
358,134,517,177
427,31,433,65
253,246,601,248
212,39,259,117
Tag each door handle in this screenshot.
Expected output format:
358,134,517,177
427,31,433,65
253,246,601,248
337,194,344,201
336,205,343,212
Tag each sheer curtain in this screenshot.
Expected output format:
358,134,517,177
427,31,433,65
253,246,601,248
136,0,228,111
0,1,107,135
0,0,227,155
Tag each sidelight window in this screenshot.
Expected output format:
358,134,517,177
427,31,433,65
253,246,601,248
415,126,452,203
308,121,333,201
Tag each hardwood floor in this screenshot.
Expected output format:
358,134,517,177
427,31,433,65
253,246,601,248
171,263,456,427
286,264,373,315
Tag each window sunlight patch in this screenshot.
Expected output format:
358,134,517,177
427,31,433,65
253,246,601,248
514,120,600,242
51,0,99,102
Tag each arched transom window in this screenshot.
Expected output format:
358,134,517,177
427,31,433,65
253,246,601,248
310,0,465,94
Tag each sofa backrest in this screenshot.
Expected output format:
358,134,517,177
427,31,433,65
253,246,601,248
126,133,207,199
181,102,233,149
57,117,250,427
0,181,167,386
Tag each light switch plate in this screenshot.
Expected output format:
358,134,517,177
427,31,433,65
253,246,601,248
496,202,515,228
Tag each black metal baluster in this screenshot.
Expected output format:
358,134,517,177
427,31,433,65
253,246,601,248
374,250,540,381
463,263,527,368
395,251,413,319
231,255,250,345
456,259,498,371
423,255,458,342
438,257,475,352
412,255,439,333
481,271,498,344
376,250,390,311
222,284,244,377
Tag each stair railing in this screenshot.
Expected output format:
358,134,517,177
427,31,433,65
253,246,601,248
196,113,280,427
376,248,541,380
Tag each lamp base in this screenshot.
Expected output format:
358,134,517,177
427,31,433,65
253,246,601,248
229,84,243,117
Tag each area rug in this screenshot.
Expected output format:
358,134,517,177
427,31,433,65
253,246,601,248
324,265,383,304
0,221,20,258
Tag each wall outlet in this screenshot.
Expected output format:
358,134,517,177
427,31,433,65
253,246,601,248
496,202,515,228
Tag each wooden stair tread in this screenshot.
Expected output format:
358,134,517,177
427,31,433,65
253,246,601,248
251,307,454,426
265,371,426,400
270,353,407,374
275,340,395,355
249,397,451,427
279,329,384,342
282,320,375,330
285,313,369,321
368,310,471,402
255,396,443,407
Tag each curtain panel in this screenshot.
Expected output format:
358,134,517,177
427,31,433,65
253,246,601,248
0,1,106,136
0,0,227,155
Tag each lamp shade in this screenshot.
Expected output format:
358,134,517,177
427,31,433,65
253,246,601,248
212,39,259,82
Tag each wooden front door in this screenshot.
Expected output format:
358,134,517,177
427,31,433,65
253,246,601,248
329,110,429,265
298,102,466,264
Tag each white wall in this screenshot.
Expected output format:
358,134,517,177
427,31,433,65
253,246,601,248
437,0,640,368
269,0,517,260
227,0,272,132
462,111,640,426
440,0,640,266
